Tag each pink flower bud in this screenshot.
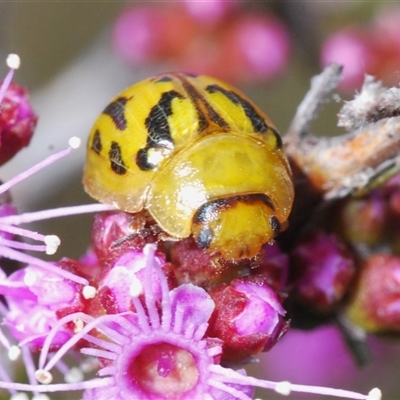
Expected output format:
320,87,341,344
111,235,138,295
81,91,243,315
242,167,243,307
182,0,239,27
338,193,387,247
221,14,291,83
0,82,37,165
207,275,288,363
252,243,289,291
346,254,400,332
291,231,356,313
91,211,161,265
112,5,195,65
321,28,378,91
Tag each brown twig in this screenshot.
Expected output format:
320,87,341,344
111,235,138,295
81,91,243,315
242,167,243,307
285,65,400,200
285,63,342,141
338,76,400,131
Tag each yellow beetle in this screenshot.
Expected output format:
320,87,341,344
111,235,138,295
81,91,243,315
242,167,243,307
83,72,294,260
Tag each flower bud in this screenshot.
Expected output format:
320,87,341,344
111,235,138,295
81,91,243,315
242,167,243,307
220,14,291,83
98,248,175,314
321,28,378,91
207,275,288,363
290,231,356,314
251,242,289,291
91,211,162,265
170,237,261,289
112,5,195,65
346,254,400,332
337,193,387,247
0,82,37,165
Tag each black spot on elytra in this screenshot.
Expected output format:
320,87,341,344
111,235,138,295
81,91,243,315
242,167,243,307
136,148,154,171
136,90,182,171
109,141,127,175
206,84,280,141
91,130,102,154
102,97,131,131
181,79,229,133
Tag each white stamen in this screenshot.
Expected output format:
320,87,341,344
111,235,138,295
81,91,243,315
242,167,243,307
367,388,382,400
44,235,61,255
82,285,97,299
10,393,29,400
6,53,20,70
24,270,37,286
64,367,84,383
68,136,81,149
35,369,53,384
8,345,21,361
275,381,291,396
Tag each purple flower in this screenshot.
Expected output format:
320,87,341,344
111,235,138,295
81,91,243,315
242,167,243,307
0,54,383,400
1,263,82,347
98,249,168,313
0,244,381,400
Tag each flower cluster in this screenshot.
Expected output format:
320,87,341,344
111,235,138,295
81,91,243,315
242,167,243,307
321,6,400,91
0,56,381,400
332,173,400,333
112,1,290,84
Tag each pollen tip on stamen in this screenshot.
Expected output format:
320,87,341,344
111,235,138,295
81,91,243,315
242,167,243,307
6,53,20,70
44,235,61,255
82,285,97,299
74,319,84,333
275,381,291,396
68,136,81,149
8,345,21,361
367,388,382,400
129,276,143,297
35,369,53,384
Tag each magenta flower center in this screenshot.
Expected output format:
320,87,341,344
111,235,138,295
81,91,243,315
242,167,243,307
128,342,199,398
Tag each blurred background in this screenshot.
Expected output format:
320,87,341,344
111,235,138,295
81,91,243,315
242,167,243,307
1,1,400,399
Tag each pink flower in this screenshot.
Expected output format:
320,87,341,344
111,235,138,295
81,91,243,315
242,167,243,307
1,262,83,347
0,54,382,400
0,244,381,399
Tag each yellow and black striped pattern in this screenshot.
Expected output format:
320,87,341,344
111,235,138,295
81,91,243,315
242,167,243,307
83,72,294,259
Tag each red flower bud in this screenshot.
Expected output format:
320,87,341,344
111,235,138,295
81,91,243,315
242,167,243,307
346,254,400,332
207,275,288,363
291,231,356,313
0,82,37,165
